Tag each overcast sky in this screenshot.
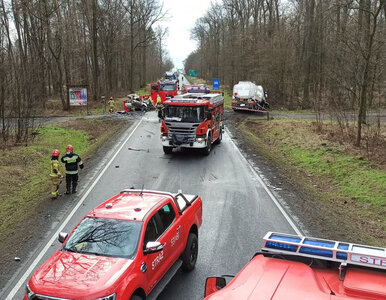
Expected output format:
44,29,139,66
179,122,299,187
158,0,214,69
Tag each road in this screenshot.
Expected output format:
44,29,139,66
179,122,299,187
1,109,300,300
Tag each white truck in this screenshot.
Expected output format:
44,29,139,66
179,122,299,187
232,81,269,112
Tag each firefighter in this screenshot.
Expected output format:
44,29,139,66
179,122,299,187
50,149,63,199
61,145,84,194
108,97,115,114
156,94,163,121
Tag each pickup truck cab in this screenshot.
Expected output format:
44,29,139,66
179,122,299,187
204,232,386,300
25,189,202,300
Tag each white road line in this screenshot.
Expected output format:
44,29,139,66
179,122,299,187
5,116,144,300
225,127,303,236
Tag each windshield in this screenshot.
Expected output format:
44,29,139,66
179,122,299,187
160,83,176,91
165,106,205,123
63,217,142,259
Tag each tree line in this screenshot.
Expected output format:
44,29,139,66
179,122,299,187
0,0,172,145
185,0,386,146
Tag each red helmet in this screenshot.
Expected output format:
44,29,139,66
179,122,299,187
52,149,60,156
66,145,73,152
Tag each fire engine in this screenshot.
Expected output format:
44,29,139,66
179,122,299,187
160,93,224,155
204,232,386,299
149,80,178,105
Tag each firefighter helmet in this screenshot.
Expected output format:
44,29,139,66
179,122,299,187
52,149,60,156
66,145,73,152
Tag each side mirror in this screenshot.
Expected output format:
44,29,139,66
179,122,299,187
58,232,68,243
144,241,164,254
206,111,212,120
204,277,226,297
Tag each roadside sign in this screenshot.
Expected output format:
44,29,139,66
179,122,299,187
189,70,197,77
212,78,220,90
68,87,87,106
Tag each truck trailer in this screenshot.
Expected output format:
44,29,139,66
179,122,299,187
232,81,269,112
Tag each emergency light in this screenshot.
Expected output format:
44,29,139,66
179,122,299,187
262,232,386,270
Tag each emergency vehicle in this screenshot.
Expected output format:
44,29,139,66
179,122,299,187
149,80,178,105
160,93,224,155
204,232,386,299
25,189,202,300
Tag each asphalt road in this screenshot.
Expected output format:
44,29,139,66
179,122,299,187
1,109,301,300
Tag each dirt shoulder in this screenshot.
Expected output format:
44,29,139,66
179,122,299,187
225,111,385,247
0,113,141,290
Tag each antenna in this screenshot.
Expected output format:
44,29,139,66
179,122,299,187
140,184,144,196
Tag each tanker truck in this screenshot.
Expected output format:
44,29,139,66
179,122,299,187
232,81,269,112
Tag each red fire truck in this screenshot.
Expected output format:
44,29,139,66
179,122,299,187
149,80,178,105
160,93,224,155
204,232,386,299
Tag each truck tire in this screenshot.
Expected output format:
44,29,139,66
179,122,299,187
216,127,222,144
202,133,212,156
163,146,173,154
181,233,198,272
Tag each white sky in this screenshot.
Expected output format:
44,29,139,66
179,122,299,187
158,0,213,69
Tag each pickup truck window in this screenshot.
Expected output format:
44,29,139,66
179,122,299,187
159,203,176,230
144,204,176,247
63,217,142,259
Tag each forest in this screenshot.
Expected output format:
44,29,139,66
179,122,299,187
185,0,386,145
0,0,172,144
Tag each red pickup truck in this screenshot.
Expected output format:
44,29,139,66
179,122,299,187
25,189,202,300
204,232,386,300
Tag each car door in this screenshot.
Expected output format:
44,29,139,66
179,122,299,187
142,213,164,294
157,203,184,269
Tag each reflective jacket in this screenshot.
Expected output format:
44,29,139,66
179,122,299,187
61,153,84,174
50,159,61,178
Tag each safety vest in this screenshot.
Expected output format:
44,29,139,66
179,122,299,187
108,99,115,107
50,159,61,178
61,153,83,174
157,96,162,103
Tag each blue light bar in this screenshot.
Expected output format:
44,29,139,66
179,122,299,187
262,232,386,270
300,246,333,258
269,234,301,243
265,241,298,252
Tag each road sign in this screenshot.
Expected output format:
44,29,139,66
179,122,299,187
189,70,197,77
212,78,220,90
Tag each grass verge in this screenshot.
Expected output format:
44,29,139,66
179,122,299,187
0,118,126,243
237,117,385,246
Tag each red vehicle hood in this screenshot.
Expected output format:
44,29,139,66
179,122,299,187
29,250,133,298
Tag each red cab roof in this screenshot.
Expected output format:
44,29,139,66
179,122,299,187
87,190,172,221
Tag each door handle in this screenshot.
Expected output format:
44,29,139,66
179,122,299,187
177,225,181,231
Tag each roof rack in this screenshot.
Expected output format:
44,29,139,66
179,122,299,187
262,232,386,271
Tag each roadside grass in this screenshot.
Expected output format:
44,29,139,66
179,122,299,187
0,118,125,243
238,118,386,245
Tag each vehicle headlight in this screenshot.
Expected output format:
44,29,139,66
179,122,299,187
25,284,35,299
95,293,116,300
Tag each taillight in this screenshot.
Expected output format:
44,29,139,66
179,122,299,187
196,122,207,135
161,120,168,133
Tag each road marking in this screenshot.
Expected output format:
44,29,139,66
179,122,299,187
5,116,144,300
225,127,302,236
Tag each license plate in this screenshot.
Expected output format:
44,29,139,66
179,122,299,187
240,104,245,107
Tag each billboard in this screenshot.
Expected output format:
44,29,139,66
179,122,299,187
69,87,87,106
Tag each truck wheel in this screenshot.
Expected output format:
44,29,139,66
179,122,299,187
163,146,173,154
181,233,198,272
202,134,212,155
216,127,222,144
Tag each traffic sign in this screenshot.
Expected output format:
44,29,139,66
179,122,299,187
212,78,220,90
189,70,197,77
